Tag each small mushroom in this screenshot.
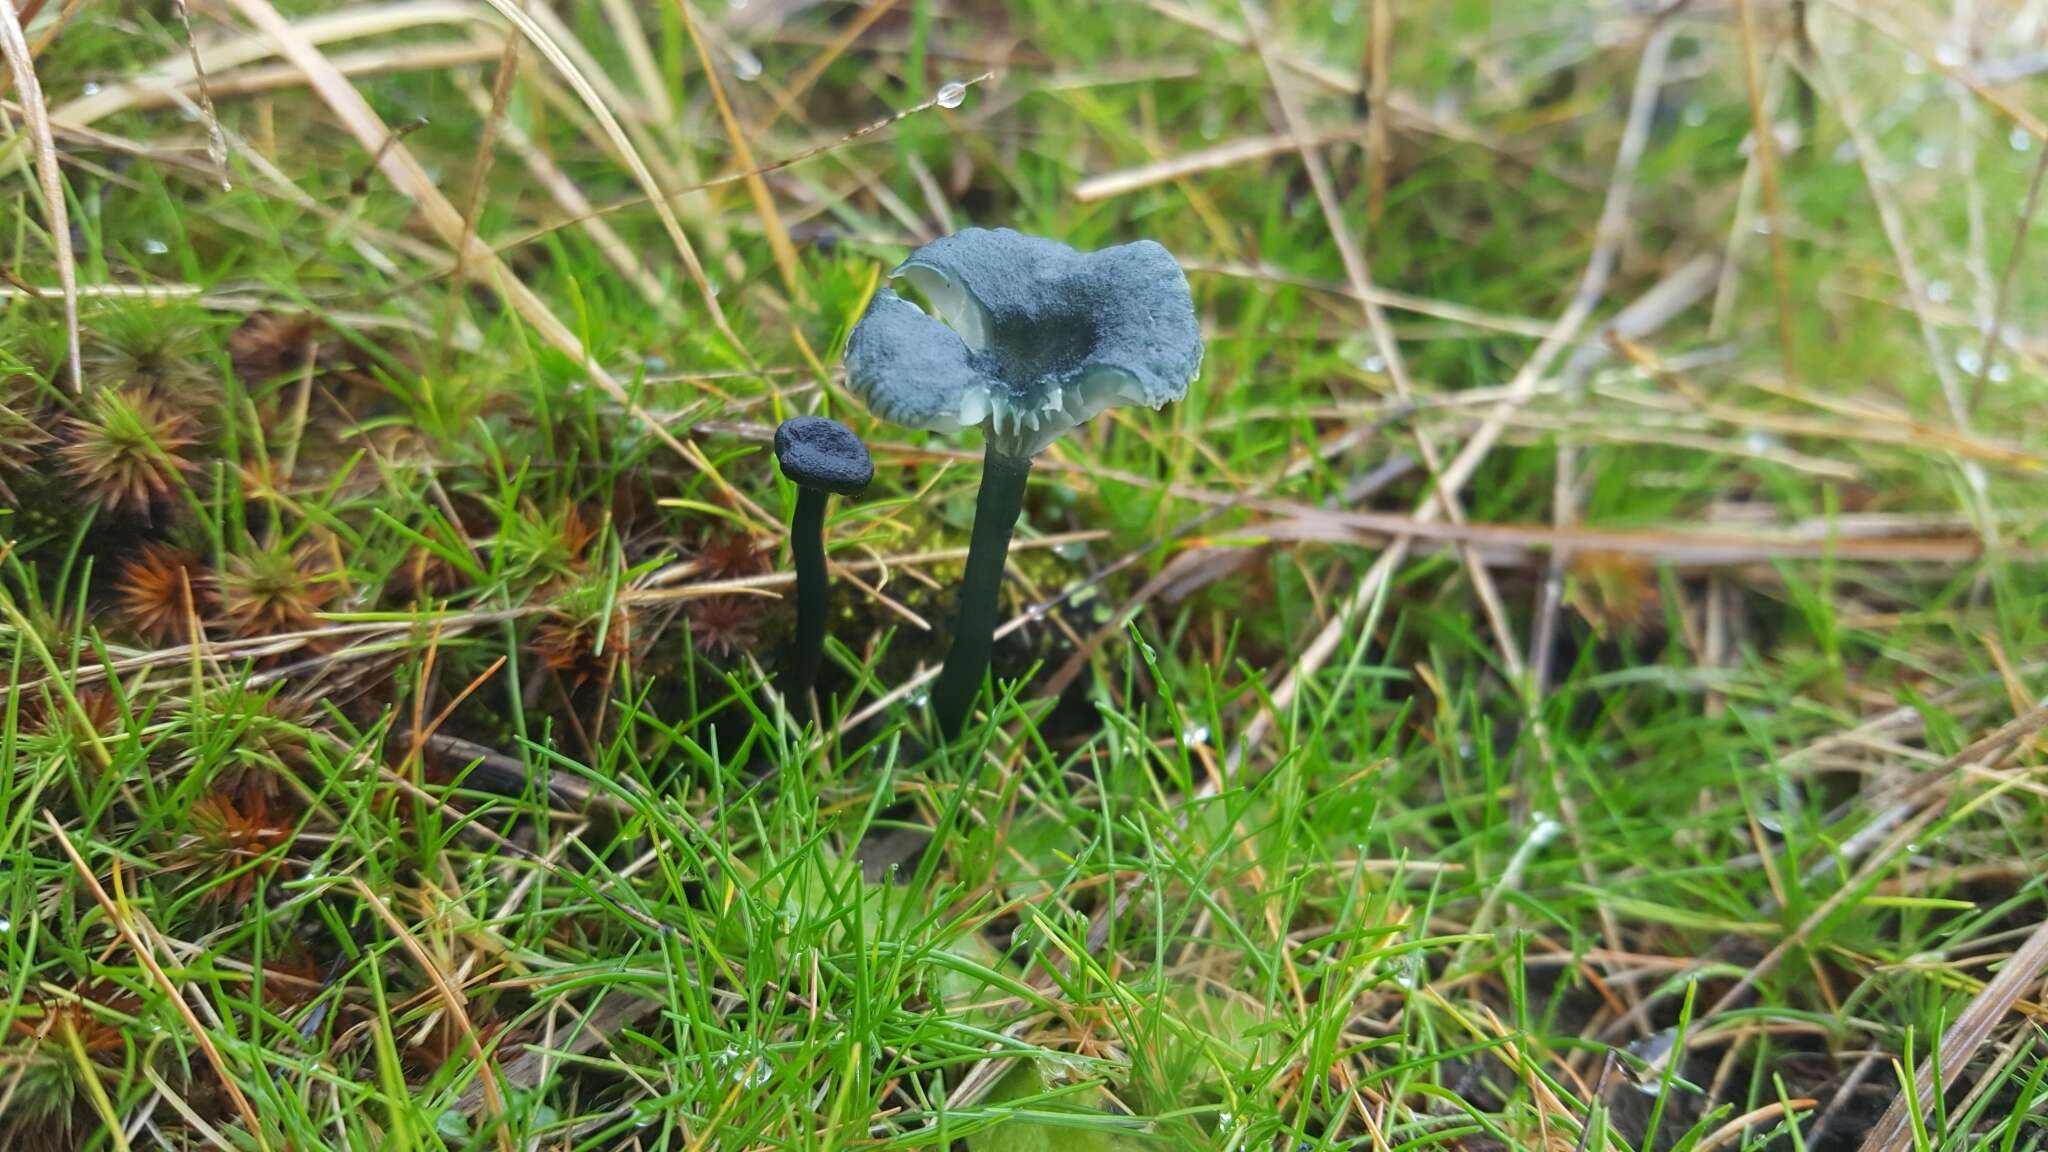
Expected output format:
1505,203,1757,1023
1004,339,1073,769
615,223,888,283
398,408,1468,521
844,228,1202,736
773,415,873,708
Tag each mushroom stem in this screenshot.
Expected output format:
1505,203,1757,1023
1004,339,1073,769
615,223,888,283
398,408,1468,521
932,448,1033,736
786,484,831,706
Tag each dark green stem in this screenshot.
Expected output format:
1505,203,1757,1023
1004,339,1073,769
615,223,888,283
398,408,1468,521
931,448,1033,737
785,485,830,708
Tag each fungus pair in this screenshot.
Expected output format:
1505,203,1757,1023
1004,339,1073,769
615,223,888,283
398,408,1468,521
843,228,1203,737
775,230,1201,736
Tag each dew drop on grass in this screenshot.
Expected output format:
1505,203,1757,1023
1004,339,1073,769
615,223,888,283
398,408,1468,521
2012,128,2033,152
1626,1027,1679,1095
82,81,102,96
730,47,763,82
143,238,169,256
936,81,967,110
1989,361,2011,383
1392,953,1423,989
1181,723,1209,747
0,917,10,934
1955,347,1984,375
1914,143,1942,169
1926,279,1952,304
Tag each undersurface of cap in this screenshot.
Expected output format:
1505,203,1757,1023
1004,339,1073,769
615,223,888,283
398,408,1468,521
774,415,873,496
843,228,1203,457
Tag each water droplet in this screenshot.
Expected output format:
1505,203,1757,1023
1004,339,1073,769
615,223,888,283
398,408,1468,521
142,238,168,256
730,47,763,82
1054,539,1087,561
81,81,102,96
1955,347,1983,374
1361,354,1387,374
644,356,668,374
1833,141,1859,164
1752,219,1773,236
1934,42,1964,68
1181,723,1210,747
1392,953,1423,989
0,917,11,934
1915,143,1942,169
935,81,967,110
1988,361,2011,383
1627,1027,1679,1089
1927,279,1952,304
1047,1053,1090,1083
2011,128,2033,153
1218,1111,1234,1128
910,692,929,708
1682,103,1708,128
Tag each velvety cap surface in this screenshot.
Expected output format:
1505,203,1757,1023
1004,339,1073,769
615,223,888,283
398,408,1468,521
844,228,1203,456
774,415,873,495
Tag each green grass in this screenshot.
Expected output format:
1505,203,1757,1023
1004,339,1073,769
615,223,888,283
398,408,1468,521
4,1,2048,1150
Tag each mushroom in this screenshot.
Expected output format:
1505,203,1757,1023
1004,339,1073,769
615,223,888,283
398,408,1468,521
844,228,1202,736
773,415,873,708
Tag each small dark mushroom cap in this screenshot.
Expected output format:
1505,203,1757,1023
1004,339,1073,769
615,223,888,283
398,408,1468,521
774,416,873,496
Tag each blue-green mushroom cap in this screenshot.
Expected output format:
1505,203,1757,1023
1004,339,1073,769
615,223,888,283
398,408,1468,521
843,228,1203,457
774,415,872,495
